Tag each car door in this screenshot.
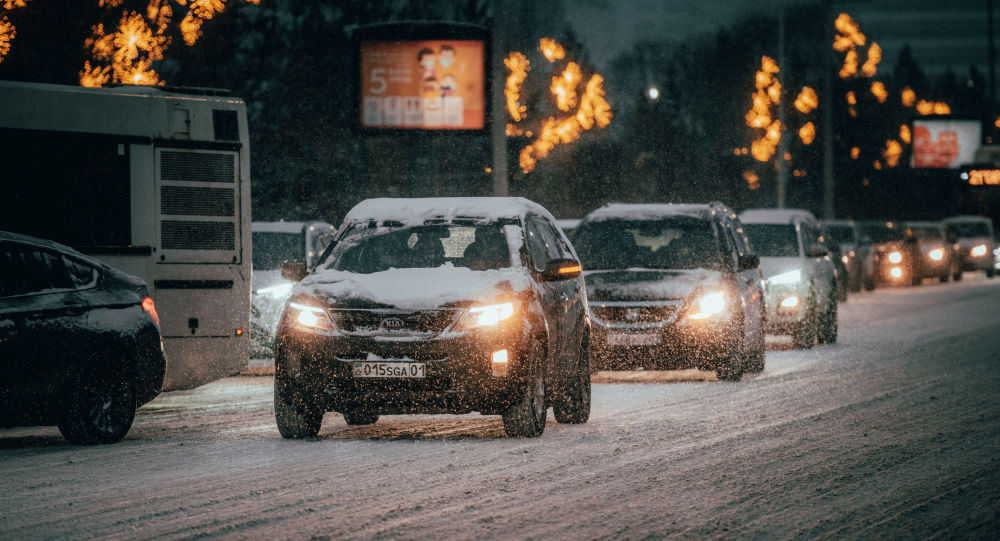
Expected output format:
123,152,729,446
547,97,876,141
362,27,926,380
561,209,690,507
539,216,586,370
523,215,573,377
728,217,765,339
0,243,90,418
801,223,835,301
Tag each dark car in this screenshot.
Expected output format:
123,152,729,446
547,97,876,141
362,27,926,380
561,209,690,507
943,215,997,279
821,219,870,294
904,221,958,283
0,231,165,444
858,221,915,288
273,197,591,438
573,203,765,381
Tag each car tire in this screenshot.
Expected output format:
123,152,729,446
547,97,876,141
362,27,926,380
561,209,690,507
939,273,949,283
817,293,838,345
864,273,876,291
342,410,379,426
744,324,766,373
953,269,963,281
715,348,744,381
792,297,817,349
58,361,136,445
553,340,591,424
988,267,996,279
502,339,547,438
836,279,848,302
274,370,322,439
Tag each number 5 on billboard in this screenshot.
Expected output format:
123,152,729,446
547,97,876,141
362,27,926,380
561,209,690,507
370,68,387,94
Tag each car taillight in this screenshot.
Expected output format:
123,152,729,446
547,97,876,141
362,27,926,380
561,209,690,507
142,296,160,327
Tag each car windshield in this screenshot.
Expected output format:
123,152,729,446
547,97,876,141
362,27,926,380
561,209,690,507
573,216,724,271
743,224,800,257
861,224,906,243
252,231,305,270
909,225,942,240
947,221,992,238
825,225,857,244
327,223,511,274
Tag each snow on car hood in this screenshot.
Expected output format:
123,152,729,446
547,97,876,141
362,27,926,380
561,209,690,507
584,268,722,301
758,257,803,280
295,265,533,309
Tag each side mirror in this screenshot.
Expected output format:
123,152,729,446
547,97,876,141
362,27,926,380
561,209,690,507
281,260,308,282
807,244,829,258
541,258,582,281
738,254,760,270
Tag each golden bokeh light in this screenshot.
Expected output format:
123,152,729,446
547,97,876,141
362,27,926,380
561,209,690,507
794,86,818,114
902,87,916,107
883,139,902,167
538,38,565,62
799,122,816,145
899,124,911,144
861,42,881,77
851,147,861,160
870,81,888,103
504,52,530,122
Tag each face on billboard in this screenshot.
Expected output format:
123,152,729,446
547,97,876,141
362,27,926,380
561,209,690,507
911,119,981,169
360,40,485,130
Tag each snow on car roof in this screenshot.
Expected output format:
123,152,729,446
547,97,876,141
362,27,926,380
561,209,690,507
342,197,555,226
581,203,716,222
252,221,336,234
556,218,581,230
0,230,107,268
943,215,991,223
740,208,817,224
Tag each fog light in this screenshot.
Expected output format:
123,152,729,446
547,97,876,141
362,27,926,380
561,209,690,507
890,267,903,278
492,349,509,377
928,248,944,261
888,251,902,264
779,296,800,308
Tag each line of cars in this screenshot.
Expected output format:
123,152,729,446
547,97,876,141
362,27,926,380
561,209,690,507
821,215,997,293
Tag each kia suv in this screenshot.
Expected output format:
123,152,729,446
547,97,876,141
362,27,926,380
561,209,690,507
574,203,765,380
273,198,591,438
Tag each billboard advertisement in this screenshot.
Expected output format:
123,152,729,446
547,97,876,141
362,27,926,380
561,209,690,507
359,39,486,131
911,119,981,169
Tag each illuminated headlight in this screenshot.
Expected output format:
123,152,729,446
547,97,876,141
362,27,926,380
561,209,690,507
286,302,335,332
257,282,294,299
456,302,515,330
779,296,800,308
971,244,988,257
688,292,727,320
769,269,802,285
928,248,944,261
888,251,902,264
841,255,849,265
890,267,903,279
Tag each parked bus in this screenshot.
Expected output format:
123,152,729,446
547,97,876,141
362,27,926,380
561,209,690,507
0,81,251,389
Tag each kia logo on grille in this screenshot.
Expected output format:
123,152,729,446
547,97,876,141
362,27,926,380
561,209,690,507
381,317,405,330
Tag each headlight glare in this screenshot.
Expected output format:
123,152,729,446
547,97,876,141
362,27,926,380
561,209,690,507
258,282,294,299
287,302,335,332
928,248,944,261
457,302,515,329
972,244,988,257
769,269,802,285
888,251,902,263
688,292,726,320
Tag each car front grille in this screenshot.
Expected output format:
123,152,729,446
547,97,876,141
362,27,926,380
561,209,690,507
330,309,461,335
589,301,683,329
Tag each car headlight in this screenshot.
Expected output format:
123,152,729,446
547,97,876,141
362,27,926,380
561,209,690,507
257,282,294,299
286,302,335,332
769,269,802,285
455,302,516,330
928,248,944,261
841,255,849,265
888,251,902,264
972,244,988,257
688,292,727,320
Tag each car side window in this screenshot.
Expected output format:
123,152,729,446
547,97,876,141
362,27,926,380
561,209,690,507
0,244,91,298
717,221,739,268
62,255,99,290
524,217,551,271
731,218,753,256
540,218,576,260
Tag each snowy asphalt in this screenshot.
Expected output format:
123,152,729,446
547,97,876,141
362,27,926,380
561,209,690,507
2,276,999,539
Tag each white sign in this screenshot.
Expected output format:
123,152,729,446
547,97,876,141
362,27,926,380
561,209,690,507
912,119,981,169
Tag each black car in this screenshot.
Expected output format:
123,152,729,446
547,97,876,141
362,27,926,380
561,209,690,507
0,232,165,444
858,221,915,288
274,197,591,438
572,202,766,381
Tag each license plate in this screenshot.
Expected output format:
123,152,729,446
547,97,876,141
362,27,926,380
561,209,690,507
352,361,426,378
605,332,660,346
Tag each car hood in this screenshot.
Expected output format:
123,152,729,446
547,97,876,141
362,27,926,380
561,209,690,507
294,265,533,310
957,237,993,249
758,257,804,280
583,268,723,302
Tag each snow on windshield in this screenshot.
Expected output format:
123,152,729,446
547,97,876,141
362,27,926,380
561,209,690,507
744,223,800,258
574,216,724,271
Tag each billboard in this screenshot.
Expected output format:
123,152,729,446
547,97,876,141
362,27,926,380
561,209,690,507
359,39,486,131
911,119,981,169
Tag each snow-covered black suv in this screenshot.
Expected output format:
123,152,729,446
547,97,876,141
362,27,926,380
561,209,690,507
573,203,765,380
0,231,165,444
273,198,591,438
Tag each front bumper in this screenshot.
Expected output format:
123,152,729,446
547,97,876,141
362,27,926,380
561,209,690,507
762,283,810,333
275,320,530,415
959,249,995,272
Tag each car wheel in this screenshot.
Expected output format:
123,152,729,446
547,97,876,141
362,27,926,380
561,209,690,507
836,279,848,302
864,273,876,291
744,324,766,374
792,297,817,349
715,346,744,381
817,293,838,345
553,340,591,424
342,409,379,426
953,268,963,281
939,273,949,283
274,369,322,439
988,267,996,278
58,361,136,445
502,339,547,438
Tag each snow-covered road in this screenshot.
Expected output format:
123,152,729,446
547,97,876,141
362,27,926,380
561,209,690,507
3,277,1000,539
